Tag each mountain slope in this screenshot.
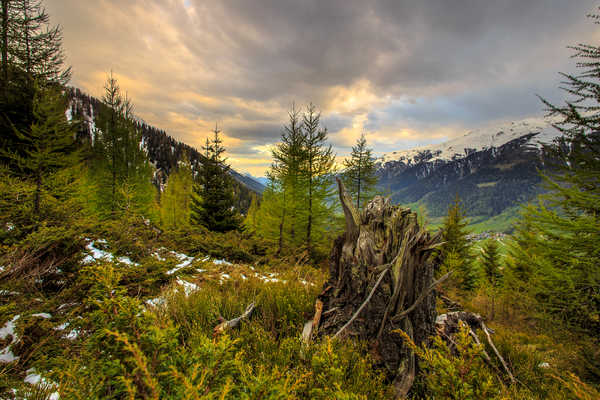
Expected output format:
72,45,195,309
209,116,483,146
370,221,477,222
66,87,265,210
378,119,560,228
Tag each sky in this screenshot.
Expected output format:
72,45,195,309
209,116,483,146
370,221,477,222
46,0,599,176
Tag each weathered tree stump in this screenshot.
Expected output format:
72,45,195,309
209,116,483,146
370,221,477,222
306,179,444,398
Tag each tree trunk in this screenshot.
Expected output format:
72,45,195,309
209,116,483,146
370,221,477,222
1,0,8,90
307,178,442,398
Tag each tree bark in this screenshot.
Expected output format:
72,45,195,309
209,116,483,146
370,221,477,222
308,178,442,398
1,0,8,90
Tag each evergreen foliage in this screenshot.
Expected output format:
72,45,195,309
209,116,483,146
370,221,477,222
160,154,194,230
508,11,600,332
271,104,307,249
1,84,79,216
480,239,502,287
190,126,240,232
0,0,70,169
440,196,477,290
91,73,157,220
252,103,338,258
243,192,259,233
9,0,70,84
341,133,378,210
398,322,498,399
302,103,335,255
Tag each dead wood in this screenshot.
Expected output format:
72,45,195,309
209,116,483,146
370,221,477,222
308,178,442,399
213,302,255,336
436,311,516,384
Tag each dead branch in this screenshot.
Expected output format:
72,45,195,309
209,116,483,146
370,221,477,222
213,302,255,336
482,321,516,384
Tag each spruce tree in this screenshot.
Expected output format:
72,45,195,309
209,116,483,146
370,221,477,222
2,84,78,215
190,125,239,232
480,239,502,287
341,133,378,210
440,196,476,290
508,11,600,331
301,103,335,254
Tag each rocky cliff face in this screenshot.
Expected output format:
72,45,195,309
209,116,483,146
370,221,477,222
377,120,559,218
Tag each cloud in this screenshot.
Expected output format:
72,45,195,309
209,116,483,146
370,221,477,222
45,0,599,174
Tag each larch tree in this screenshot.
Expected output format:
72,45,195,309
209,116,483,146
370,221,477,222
92,73,155,219
271,103,307,247
161,154,194,230
341,133,378,210
2,84,79,215
301,103,335,255
11,0,70,84
95,72,124,213
0,0,70,168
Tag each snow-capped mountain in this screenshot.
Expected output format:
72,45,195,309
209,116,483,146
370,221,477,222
377,118,561,227
381,118,558,166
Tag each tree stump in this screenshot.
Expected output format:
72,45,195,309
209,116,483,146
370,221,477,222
307,179,443,398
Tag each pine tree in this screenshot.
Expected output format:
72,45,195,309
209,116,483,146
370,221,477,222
341,133,378,210
508,11,600,331
301,103,335,255
480,239,502,287
1,84,78,215
190,125,239,232
440,196,476,290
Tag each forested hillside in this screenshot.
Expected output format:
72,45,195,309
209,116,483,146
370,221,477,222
65,87,263,212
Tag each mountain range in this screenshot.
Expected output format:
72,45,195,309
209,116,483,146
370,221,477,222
377,119,560,231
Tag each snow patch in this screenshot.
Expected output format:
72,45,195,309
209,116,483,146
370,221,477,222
0,315,20,363
176,278,199,296
24,368,60,399
83,240,139,266
32,313,52,319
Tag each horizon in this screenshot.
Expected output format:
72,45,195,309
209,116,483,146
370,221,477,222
46,0,598,175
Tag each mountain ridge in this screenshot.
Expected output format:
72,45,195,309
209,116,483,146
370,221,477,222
65,87,265,211
377,119,560,228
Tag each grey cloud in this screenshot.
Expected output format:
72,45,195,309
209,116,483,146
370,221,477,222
45,0,599,173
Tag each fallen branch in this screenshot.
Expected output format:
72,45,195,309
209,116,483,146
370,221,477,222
213,302,255,336
482,321,516,384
